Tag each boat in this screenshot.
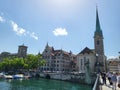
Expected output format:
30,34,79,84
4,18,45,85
13,74,24,79
24,75,32,79
0,72,4,78
4,75,13,79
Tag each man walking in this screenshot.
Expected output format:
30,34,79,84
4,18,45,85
111,72,117,90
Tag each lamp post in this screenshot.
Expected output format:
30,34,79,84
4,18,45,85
96,53,100,73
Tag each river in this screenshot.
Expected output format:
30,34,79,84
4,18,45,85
0,78,92,90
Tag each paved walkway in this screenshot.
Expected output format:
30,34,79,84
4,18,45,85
100,78,120,90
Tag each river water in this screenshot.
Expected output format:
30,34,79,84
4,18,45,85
0,78,92,90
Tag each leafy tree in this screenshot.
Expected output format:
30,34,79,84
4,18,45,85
25,54,46,69
0,54,46,72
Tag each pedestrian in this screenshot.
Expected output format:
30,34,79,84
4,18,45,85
107,72,112,85
117,73,120,88
111,72,117,90
101,72,106,84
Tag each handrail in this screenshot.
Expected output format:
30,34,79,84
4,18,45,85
92,74,99,90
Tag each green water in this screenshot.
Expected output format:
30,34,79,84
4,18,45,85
0,78,92,90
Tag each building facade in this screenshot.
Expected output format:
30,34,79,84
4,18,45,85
107,58,120,73
41,43,77,72
77,8,107,73
94,8,107,72
0,44,27,60
77,47,96,73
18,44,27,58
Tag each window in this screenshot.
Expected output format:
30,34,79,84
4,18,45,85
81,59,83,65
84,57,86,62
97,40,99,45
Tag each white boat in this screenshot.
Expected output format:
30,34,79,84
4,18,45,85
4,75,13,79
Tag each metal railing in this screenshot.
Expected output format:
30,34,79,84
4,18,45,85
92,74,100,90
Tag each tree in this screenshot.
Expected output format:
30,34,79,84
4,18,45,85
0,54,46,72
25,54,46,70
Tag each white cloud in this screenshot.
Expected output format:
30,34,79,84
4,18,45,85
10,20,38,40
107,56,119,59
0,16,5,22
30,32,38,40
53,27,68,36
0,13,38,40
10,20,26,36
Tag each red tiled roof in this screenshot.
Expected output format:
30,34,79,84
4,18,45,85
108,61,120,66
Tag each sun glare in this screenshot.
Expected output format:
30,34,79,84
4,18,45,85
39,0,83,19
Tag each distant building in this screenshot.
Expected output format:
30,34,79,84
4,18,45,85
77,8,107,73
107,58,120,73
18,44,27,58
0,44,28,60
41,43,77,72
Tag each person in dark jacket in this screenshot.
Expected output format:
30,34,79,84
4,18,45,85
101,72,106,84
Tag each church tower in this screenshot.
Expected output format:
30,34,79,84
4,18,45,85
94,8,106,72
18,44,27,58
94,8,104,55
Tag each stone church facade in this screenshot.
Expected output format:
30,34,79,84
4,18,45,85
77,8,107,73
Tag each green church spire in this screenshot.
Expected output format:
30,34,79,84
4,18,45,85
94,7,103,38
96,7,101,30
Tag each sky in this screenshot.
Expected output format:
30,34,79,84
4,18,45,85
0,0,120,59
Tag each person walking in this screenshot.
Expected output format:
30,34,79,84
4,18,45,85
107,72,112,85
101,72,106,84
117,73,120,88
111,72,117,90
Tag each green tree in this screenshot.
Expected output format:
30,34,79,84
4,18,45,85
25,54,46,70
0,54,46,72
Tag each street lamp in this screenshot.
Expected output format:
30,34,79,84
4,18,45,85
95,53,100,73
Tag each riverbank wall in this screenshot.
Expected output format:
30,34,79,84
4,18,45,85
33,72,96,85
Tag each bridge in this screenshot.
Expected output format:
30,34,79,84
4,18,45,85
92,74,119,90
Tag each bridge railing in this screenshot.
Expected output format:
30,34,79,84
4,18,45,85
92,74,100,90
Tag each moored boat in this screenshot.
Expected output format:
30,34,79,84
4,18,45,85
4,75,13,79
24,75,32,79
0,72,4,78
13,74,24,79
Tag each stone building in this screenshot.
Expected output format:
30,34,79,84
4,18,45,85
107,58,120,73
77,8,107,73
18,44,27,58
41,43,77,72
77,47,96,73
94,8,107,72
0,44,27,60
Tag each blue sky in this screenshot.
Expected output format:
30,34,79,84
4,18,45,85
0,0,120,59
